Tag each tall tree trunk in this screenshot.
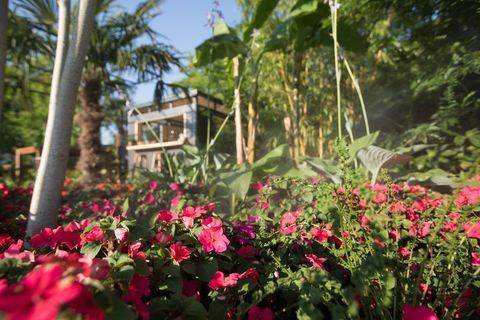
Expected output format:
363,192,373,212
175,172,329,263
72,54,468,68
77,72,103,187
233,56,245,164
292,50,303,161
0,0,8,123
247,76,258,164
27,0,97,237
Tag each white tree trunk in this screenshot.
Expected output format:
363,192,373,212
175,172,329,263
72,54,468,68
233,56,245,164
0,0,8,123
27,0,97,237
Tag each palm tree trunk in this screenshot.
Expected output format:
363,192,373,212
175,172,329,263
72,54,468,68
77,71,103,187
233,56,245,164
28,0,96,237
0,0,8,123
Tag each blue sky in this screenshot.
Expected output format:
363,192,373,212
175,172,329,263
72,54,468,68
118,0,242,104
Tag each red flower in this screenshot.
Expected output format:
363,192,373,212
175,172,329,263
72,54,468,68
0,233,14,248
170,244,191,263
148,180,159,190
157,210,178,224
128,242,146,260
182,279,200,299
83,226,104,242
208,271,240,290
124,275,150,320
0,240,34,262
399,247,412,259
310,227,332,243
240,267,259,282
150,232,174,246
305,254,326,269
144,193,156,205
402,305,438,320
238,245,256,258
0,264,103,320
248,305,274,320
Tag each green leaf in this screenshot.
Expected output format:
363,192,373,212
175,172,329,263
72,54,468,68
134,258,150,276
357,145,412,183
209,300,229,320
115,265,135,283
166,277,182,294
182,297,208,319
252,144,289,170
243,0,280,42
105,295,136,320
195,34,247,67
197,259,218,282
348,131,379,159
218,168,253,200
80,242,102,258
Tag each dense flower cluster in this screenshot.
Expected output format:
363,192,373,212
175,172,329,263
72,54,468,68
0,176,479,319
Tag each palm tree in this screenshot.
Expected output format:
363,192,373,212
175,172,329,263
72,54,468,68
20,0,180,187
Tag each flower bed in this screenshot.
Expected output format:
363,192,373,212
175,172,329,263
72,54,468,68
0,177,479,319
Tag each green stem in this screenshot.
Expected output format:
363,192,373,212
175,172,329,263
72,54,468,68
343,57,370,135
331,3,342,139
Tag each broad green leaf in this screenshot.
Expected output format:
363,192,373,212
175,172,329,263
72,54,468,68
357,145,412,183
209,300,229,320
197,259,218,282
115,265,135,283
348,131,379,159
105,295,136,320
195,34,247,67
252,144,289,169
182,297,208,319
80,242,102,258
218,168,253,200
243,0,280,42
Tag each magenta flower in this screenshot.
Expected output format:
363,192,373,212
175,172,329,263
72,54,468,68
305,254,326,269
157,210,178,224
83,226,104,242
402,305,438,320
114,227,129,242
208,271,240,290
198,227,230,253
248,305,274,320
471,252,480,267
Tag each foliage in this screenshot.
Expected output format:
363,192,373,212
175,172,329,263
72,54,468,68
1,169,480,319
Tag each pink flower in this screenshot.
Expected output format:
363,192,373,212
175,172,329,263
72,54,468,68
309,176,320,184
240,267,259,282
157,210,178,224
238,245,256,258
471,252,480,267
170,244,191,263
169,182,182,192
252,181,265,193
151,232,174,246
374,193,387,204
305,254,326,269
83,226,104,242
0,264,104,320
198,227,230,253
201,217,223,230
248,305,274,320
413,201,427,212
402,305,438,320
128,242,145,260
464,222,480,239
208,271,240,290
114,227,129,242
181,206,207,228
280,210,300,235
310,227,332,243
144,193,156,205
455,186,480,207
399,247,412,259
0,240,34,263
148,180,159,190
30,227,57,248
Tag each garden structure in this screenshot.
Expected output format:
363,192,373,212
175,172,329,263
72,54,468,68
126,90,227,171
